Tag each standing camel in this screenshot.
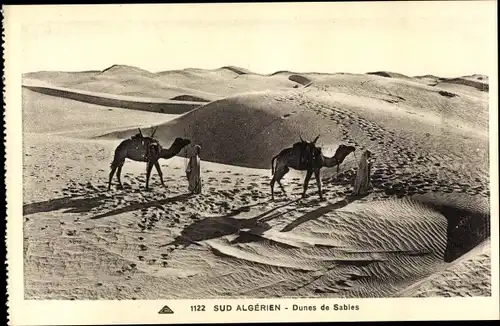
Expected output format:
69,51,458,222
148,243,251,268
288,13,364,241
108,127,191,190
270,137,355,201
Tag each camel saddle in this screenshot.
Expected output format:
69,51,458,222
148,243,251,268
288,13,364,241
292,141,314,166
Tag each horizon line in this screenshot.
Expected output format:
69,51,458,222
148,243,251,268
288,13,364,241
22,64,489,80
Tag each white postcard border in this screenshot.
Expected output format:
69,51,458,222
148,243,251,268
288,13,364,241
4,2,499,325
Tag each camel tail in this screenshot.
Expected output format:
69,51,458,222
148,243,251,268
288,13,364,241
271,154,279,175
110,141,127,170
110,153,121,170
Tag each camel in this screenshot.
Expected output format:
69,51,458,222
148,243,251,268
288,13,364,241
270,136,355,201
107,127,191,190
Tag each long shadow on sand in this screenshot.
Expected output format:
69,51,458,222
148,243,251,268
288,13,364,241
162,198,300,248
90,193,192,220
280,194,366,232
23,194,109,216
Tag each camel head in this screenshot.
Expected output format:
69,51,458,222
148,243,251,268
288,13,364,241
334,144,356,159
172,137,191,149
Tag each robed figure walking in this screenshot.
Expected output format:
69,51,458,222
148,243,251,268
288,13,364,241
352,149,373,196
186,144,202,194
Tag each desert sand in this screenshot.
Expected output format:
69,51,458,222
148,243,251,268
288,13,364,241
22,65,491,299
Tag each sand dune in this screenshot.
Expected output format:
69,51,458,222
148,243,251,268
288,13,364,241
288,74,313,86
24,65,219,102
219,66,253,75
23,70,101,85
101,73,489,189
368,72,489,93
22,66,491,300
22,82,204,115
398,239,491,297
155,69,301,97
22,88,177,136
25,64,487,102
24,64,300,101
100,90,349,170
414,74,489,92
366,71,414,81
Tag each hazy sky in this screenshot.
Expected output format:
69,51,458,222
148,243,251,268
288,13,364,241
15,1,497,77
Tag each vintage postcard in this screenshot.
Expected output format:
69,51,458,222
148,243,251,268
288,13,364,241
4,1,499,325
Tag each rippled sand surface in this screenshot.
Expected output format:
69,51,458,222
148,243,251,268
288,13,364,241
23,67,490,299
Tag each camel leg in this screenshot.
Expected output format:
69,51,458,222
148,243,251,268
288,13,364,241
108,159,124,190
314,169,324,201
154,161,166,188
270,175,278,201
270,178,275,200
277,180,287,195
116,165,124,189
270,166,288,200
302,170,313,198
145,162,154,190
108,166,117,190
278,166,289,196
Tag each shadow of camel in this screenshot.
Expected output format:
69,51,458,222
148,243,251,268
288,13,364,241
280,194,366,232
90,193,192,220
161,198,300,248
23,194,109,216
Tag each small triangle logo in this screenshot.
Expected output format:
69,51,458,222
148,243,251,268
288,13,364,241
158,305,174,314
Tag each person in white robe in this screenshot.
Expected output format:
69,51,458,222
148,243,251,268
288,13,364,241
352,149,373,196
186,145,202,194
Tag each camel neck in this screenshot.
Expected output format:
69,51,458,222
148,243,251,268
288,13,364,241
322,155,338,167
159,147,175,159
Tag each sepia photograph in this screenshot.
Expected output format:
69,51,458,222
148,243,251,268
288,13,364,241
4,1,499,324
